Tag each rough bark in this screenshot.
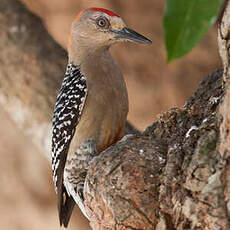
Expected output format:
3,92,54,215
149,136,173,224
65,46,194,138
85,68,226,230
1,0,230,230
218,1,230,228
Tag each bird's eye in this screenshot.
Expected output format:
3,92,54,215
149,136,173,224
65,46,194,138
96,17,110,29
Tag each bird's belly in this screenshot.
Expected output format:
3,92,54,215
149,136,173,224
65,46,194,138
68,99,127,155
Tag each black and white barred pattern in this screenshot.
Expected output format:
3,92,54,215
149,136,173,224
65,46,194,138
51,63,87,192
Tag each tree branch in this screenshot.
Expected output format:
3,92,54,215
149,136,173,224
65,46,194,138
0,0,66,155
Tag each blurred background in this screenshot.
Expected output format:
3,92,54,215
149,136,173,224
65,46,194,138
1,0,221,229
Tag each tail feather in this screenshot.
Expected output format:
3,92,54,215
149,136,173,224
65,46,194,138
58,187,75,228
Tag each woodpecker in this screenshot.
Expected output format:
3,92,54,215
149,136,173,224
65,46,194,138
51,7,151,227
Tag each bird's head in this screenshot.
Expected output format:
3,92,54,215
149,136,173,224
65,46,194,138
69,7,151,53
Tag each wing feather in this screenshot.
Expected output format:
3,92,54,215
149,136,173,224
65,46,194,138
51,63,87,227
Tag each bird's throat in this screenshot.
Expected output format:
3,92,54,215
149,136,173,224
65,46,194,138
68,41,109,66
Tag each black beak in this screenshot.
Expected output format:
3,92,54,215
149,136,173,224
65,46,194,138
112,27,152,45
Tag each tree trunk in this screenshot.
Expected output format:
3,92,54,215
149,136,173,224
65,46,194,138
1,0,230,229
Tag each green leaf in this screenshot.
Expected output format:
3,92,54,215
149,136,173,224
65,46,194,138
163,0,224,63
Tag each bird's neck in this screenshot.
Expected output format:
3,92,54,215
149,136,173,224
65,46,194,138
68,41,110,66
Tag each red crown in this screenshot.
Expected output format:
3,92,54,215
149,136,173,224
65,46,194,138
90,8,120,18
